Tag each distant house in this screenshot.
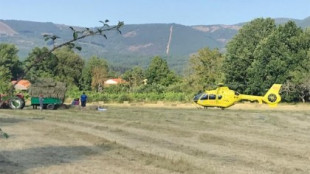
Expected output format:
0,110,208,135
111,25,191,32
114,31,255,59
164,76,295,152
11,80,31,91
104,78,126,87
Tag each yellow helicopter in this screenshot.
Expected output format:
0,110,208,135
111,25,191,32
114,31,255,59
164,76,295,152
193,84,282,108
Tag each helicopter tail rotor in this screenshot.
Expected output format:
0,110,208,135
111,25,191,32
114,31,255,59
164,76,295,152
263,84,282,107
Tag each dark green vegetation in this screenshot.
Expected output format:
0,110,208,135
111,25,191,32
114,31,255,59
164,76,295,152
224,19,310,102
1,17,310,103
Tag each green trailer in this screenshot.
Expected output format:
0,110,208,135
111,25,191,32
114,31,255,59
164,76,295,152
29,78,67,110
31,97,63,110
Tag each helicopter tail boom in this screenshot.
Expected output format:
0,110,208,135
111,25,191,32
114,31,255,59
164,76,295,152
238,84,282,107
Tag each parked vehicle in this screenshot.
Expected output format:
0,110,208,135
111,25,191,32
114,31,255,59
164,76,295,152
31,97,62,110
29,78,66,110
0,94,25,109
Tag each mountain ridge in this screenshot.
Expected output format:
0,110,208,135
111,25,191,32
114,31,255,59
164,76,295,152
1,17,310,72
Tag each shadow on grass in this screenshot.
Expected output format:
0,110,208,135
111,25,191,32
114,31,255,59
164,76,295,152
0,118,26,134
0,144,111,174
0,117,25,124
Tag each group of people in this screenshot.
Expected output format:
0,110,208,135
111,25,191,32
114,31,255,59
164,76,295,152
71,92,88,107
39,92,88,110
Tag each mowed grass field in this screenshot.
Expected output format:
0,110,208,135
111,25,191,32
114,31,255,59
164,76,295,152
1,104,310,174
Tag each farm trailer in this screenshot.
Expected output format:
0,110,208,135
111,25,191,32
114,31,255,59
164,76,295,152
31,97,63,110
29,78,66,110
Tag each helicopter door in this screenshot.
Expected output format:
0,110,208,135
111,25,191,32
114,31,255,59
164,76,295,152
206,94,216,105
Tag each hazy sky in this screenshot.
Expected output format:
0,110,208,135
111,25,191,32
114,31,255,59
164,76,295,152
0,0,309,27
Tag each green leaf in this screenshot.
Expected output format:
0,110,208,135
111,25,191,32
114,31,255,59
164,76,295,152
103,34,107,39
69,26,75,31
51,35,60,40
68,43,75,49
43,34,50,41
118,21,124,27
73,32,78,40
3,132,9,139
75,46,82,51
97,29,103,34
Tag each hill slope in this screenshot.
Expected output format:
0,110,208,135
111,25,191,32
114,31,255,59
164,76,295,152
0,20,239,71
0,17,309,72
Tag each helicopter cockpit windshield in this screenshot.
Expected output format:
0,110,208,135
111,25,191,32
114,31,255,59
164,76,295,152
200,94,208,100
194,93,223,103
193,93,203,103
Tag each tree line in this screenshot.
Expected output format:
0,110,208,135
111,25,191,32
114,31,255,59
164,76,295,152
0,18,310,102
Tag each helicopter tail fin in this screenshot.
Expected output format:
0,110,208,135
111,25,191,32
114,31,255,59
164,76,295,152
263,84,282,107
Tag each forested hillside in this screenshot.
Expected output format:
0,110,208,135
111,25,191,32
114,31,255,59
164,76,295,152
0,20,240,72
1,17,310,103
1,17,310,72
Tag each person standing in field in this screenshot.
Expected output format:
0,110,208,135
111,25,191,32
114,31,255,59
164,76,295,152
80,92,88,108
39,94,44,111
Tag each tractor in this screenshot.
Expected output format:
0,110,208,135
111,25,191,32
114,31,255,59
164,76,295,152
0,93,25,109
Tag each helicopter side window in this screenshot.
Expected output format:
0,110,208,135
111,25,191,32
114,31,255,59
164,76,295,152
209,94,216,100
218,95,222,100
200,94,208,100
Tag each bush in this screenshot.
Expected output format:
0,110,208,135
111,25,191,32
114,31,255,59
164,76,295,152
65,87,194,103
98,94,109,102
104,84,130,93
117,94,132,103
164,92,186,102
135,84,166,93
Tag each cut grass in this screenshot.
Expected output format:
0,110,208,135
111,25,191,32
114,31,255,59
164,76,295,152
1,104,310,173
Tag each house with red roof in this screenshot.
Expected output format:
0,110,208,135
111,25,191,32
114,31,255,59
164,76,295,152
104,78,126,87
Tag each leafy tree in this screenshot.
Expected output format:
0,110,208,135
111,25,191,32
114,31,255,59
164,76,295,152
0,43,22,79
282,29,310,102
80,56,109,91
23,47,57,81
0,44,21,93
223,18,276,92
91,66,108,92
185,47,223,92
0,66,12,93
247,21,303,95
145,56,178,87
224,19,310,102
122,66,145,88
53,47,84,86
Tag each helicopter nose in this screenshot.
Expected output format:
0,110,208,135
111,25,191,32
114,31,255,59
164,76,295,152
193,93,202,103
